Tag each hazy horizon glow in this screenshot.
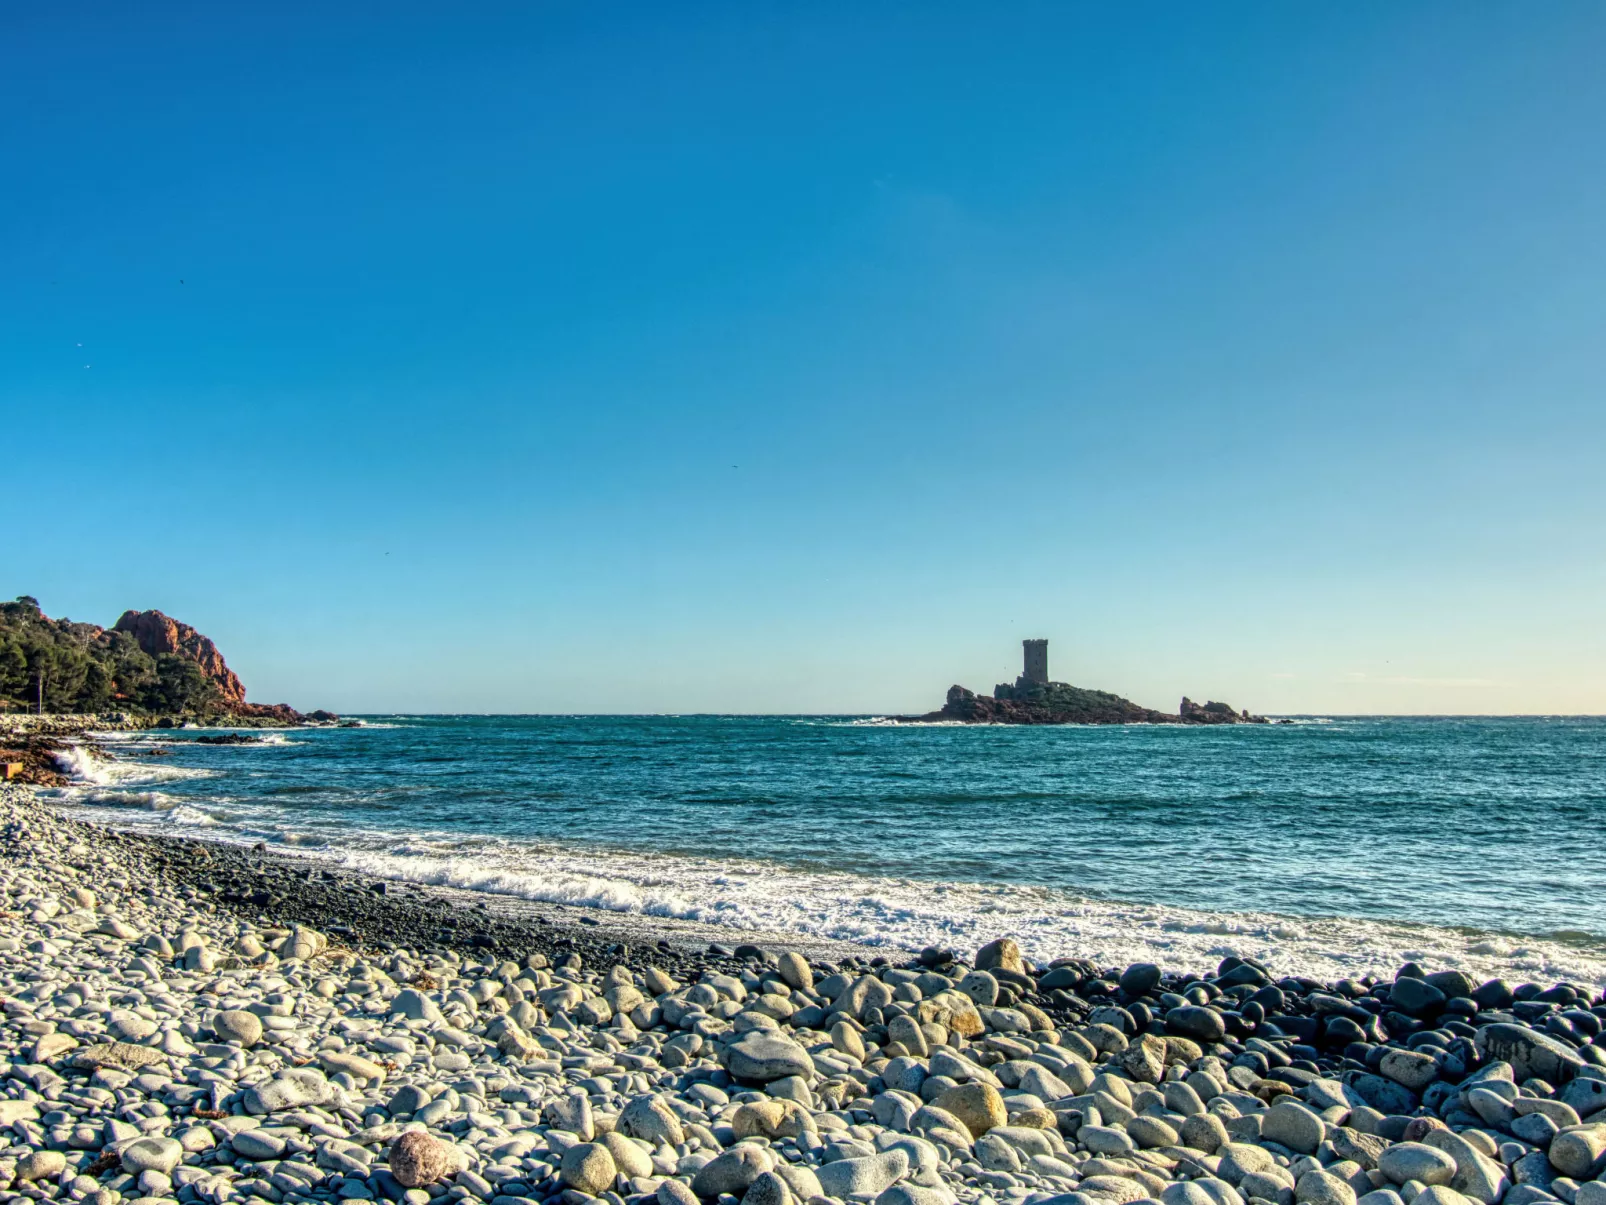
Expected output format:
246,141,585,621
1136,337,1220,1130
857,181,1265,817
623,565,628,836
5,3,1604,716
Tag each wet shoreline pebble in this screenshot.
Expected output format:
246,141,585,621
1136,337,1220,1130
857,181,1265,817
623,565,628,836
1,784,1604,1205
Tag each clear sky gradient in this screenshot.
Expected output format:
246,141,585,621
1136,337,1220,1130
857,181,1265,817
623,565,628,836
5,2,1603,715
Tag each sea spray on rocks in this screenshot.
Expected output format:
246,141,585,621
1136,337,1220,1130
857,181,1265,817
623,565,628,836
0,783,1603,1205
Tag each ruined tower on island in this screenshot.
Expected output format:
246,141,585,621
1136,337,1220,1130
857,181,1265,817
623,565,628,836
1023,638,1049,686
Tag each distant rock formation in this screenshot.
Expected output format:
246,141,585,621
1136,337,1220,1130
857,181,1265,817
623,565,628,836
1179,697,1261,724
912,682,1269,725
902,641,1269,725
113,610,246,706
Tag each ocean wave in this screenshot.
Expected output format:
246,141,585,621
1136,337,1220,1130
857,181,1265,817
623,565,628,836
839,717,966,727
304,834,1606,987
47,787,1606,985
52,745,214,786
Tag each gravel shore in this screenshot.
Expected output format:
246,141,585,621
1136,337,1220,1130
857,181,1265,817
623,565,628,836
3,782,1605,1205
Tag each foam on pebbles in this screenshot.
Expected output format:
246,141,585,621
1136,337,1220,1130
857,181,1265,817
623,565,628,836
0,783,1604,1205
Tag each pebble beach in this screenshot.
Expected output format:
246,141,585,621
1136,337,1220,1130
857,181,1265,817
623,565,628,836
3,782,1605,1205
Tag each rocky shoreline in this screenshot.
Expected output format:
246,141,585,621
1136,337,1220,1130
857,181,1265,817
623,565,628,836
2,783,1605,1205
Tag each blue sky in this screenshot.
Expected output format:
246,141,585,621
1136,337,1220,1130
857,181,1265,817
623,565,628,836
5,2,1603,714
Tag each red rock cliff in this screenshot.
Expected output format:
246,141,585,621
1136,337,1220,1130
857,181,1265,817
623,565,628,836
113,609,247,705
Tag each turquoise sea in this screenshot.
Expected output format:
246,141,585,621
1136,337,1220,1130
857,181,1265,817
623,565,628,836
52,714,1606,985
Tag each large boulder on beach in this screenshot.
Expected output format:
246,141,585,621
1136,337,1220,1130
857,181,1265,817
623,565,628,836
1477,1024,1586,1085
723,1029,814,1082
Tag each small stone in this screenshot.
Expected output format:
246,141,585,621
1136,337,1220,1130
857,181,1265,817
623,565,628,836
1181,1113,1229,1154
107,1011,158,1042
122,1136,183,1176
1378,1144,1456,1188
213,1010,264,1047
390,988,445,1024
1079,1125,1137,1156
1296,1170,1358,1205
389,1131,453,1188
388,1084,432,1115
959,971,999,1006
744,1171,792,1205
1378,1049,1440,1092
1218,1143,1277,1186
723,1029,814,1082
243,1067,335,1113
559,1143,617,1196
71,1041,164,1071
1389,978,1446,1017
0,1101,39,1124
934,1081,1007,1138
599,1132,651,1179
17,1151,67,1182
1128,1116,1179,1149
1120,963,1162,995
619,1094,685,1146
816,1150,910,1199
692,1145,772,1198
831,1020,867,1061
777,951,813,993
1549,1127,1606,1180
1166,1006,1227,1044
1263,1100,1327,1155
659,1181,700,1205
231,1130,287,1160
976,938,1024,973
875,1187,957,1205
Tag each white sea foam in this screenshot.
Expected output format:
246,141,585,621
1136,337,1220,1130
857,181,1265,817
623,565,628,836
310,834,1606,987
52,744,213,787
60,790,1606,985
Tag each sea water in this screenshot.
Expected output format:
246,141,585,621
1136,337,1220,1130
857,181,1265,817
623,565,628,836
51,714,1606,985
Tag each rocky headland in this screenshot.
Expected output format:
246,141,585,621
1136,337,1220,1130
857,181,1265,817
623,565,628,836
0,598,336,776
0,783,1602,1205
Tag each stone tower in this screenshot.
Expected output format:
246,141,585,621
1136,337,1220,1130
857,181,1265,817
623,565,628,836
1023,639,1049,685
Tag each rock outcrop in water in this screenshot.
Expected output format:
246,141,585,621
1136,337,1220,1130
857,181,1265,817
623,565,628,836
922,682,1265,724
906,642,1268,725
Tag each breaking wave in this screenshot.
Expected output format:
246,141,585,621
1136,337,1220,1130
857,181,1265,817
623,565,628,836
52,744,213,786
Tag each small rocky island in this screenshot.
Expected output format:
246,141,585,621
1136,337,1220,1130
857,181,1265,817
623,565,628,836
906,640,1269,725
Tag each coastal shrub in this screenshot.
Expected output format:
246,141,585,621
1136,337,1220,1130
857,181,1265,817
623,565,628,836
0,596,218,715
